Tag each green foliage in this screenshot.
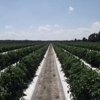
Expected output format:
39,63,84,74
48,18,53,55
88,31,100,42
54,45,100,100
56,43,100,68
0,44,45,71
0,44,48,100
65,41,100,51
0,42,35,53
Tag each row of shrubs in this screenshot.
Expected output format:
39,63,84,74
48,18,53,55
0,44,48,100
54,44,100,100
0,43,35,53
56,43,100,68
0,44,45,70
65,42,100,51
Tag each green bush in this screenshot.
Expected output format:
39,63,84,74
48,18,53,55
54,45,100,100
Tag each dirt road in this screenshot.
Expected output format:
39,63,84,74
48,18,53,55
31,45,65,100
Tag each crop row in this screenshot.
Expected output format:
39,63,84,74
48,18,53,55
0,44,46,71
0,44,48,100
56,43,100,68
65,42,100,51
0,43,35,53
54,44,100,100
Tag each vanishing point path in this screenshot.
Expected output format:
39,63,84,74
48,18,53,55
31,45,65,100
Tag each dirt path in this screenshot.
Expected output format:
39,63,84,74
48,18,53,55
31,45,65,100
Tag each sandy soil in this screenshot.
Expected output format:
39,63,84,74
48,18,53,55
31,45,65,100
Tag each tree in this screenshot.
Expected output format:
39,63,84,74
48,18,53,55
96,31,100,41
82,37,87,41
88,33,98,42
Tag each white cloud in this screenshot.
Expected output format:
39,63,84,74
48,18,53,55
0,31,18,40
5,31,19,37
38,25,51,32
69,6,74,11
46,25,51,27
91,22,100,32
54,24,59,27
64,22,100,40
5,25,12,29
92,22,100,27
36,22,100,40
30,26,34,28
1,22,100,40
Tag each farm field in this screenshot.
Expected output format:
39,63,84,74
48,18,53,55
53,42,100,100
63,41,100,51
0,42,49,100
1,0,100,100
0,41,100,100
0,42,36,53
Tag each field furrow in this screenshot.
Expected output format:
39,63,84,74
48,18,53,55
31,45,65,100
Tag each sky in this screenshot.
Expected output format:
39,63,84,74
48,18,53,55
0,0,100,40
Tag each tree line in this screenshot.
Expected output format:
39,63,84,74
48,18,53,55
82,31,100,42
88,31,100,42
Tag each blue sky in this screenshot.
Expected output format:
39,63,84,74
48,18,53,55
0,0,100,40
